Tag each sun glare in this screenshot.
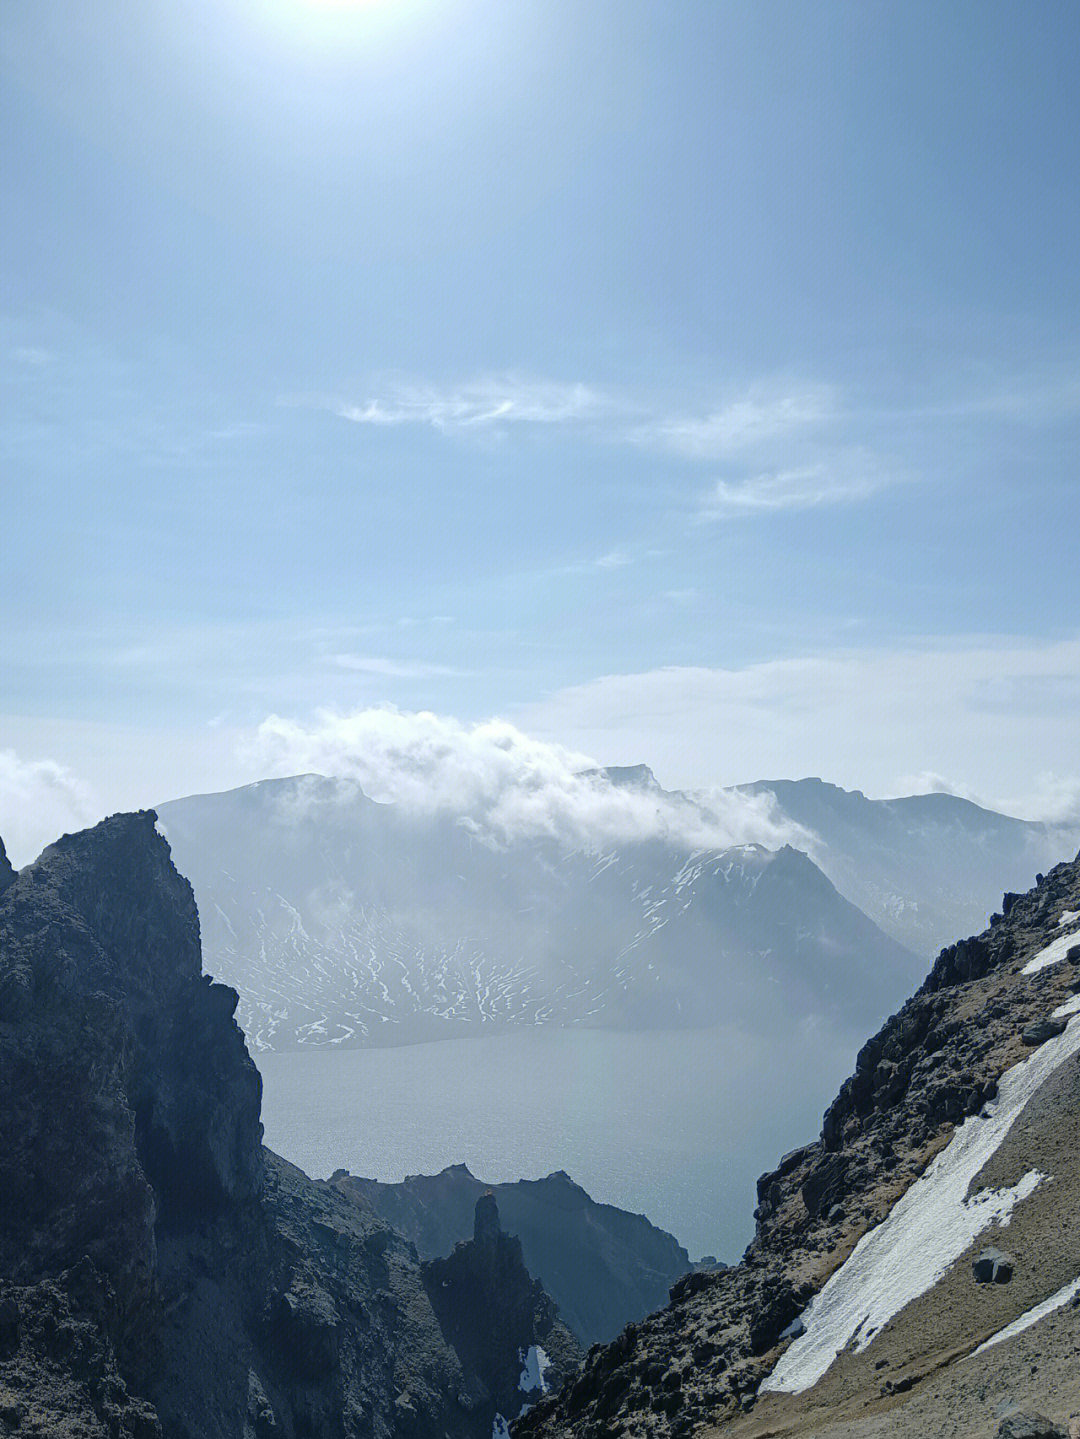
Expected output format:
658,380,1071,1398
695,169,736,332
256,0,434,47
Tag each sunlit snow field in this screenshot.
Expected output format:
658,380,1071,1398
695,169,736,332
258,1023,859,1258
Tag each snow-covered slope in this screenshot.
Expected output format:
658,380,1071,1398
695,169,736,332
156,774,918,1051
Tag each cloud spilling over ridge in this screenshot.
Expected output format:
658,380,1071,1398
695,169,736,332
515,637,1080,825
244,707,809,853
0,749,97,868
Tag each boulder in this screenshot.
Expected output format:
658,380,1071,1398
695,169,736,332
972,1247,1014,1284
1022,1018,1068,1047
996,1413,1067,1438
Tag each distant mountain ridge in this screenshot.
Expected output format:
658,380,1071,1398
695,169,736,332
157,773,918,1052
331,1163,693,1346
731,776,1076,956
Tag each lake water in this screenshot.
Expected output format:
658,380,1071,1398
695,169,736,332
258,1023,859,1258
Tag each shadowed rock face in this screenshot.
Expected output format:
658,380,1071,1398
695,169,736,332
0,813,578,1439
516,850,1080,1439
332,1165,692,1346
421,1195,582,1430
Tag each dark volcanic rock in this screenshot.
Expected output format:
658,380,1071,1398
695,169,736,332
0,812,568,1439
333,1163,691,1344
420,1195,581,1431
972,1247,1015,1284
0,838,14,894
996,1414,1067,1439
1022,1016,1067,1046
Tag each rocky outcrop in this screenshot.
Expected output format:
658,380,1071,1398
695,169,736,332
0,813,579,1439
517,852,1080,1438
332,1165,691,1344
419,1195,581,1433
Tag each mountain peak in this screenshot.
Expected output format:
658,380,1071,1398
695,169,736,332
0,836,14,894
575,763,661,792
601,763,661,791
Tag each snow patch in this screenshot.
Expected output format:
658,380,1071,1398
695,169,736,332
519,1345,552,1396
1058,911,1080,927
761,1012,1080,1396
492,1415,512,1439
1053,994,1080,1019
973,1274,1080,1355
1022,928,1080,975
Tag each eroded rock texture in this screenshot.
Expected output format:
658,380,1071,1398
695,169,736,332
0,813,572,1439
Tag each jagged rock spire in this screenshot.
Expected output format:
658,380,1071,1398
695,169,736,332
474,1190,501,1245
0,837,14,894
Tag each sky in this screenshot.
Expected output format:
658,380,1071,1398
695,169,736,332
3,0,1080,862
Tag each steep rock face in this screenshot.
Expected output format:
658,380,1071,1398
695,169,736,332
0,813,570,1439
421,1195,581,1433
517,852,1080,1439
332,1165,691,1345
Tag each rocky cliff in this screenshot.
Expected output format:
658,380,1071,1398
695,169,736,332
0,813,574,1439
516,853,1080,1439
421,1193,582,1432
331,1165,691,1346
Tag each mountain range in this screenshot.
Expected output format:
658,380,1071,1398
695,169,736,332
156,772,922,1053
7,807,1080,1435
733,776,1074,957
156,769,1073,1059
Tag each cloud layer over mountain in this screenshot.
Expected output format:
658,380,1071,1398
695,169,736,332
245,707,808,853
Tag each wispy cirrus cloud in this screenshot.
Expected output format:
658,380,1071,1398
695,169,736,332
699,454,889,518
290,367,1080,524
304,374,609,433
631,384,836,460
300,372,890,518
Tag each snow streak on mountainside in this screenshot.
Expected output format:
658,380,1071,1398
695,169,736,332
157,774,918,1051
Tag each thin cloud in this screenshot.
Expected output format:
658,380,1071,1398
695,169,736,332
10,346,53,367
329,654,473,678
303,375,608,433
516,637,1080,826
699,458,887,518
632,385,836,460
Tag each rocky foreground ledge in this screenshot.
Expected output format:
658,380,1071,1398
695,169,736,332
516,857,1080,1439
0,812,577,1438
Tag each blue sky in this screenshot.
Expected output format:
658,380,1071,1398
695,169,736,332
3,0,1080,858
